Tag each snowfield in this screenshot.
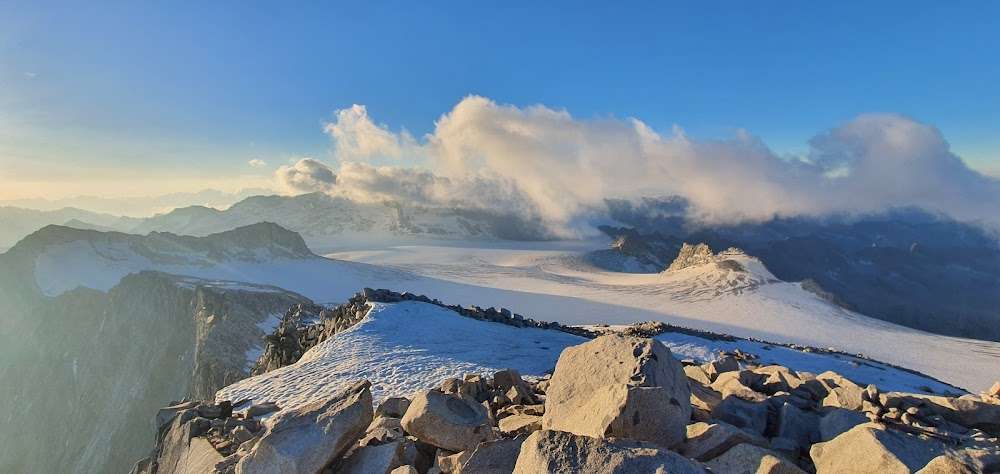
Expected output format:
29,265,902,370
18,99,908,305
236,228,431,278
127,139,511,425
25,234,1000,393
217,300,959,418
217,301,587,409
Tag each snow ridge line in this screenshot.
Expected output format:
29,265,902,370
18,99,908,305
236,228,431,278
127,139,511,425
249,288,600,375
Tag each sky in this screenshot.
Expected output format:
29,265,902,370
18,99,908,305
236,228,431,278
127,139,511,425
1,2,998,209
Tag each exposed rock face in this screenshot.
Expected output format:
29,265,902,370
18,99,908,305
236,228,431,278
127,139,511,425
541,335,692,449
0,269,308,474
512,430,704,474
667,243,718,271
236,380,374,474
400,390,496,452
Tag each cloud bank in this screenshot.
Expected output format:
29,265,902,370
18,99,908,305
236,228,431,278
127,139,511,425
276,96,1000,237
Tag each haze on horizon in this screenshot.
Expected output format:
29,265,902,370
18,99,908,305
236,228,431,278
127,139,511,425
2,2,998,230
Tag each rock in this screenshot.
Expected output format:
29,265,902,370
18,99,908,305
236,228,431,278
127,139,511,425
685,365,713,386
774,402,819,448
689,379,723,422
884,393,1000,435
401,390,495,452
236,380,373,474
231,425,254,444
679,421,771,462
156,401,199,439
704,443,806,474
542,335,691,449
245,402,280,419
505,384,536,406
335,439,416,474
818,408,870,442
440,378,462,394
512,430,704,474
712,396,768,435
494,369,526,391
497,404,545,418
389,466,418,474
376,398,411,418
498,414,543,436
810,423,950,473
751,366,805,394
817,372,864,411
438,436,526,474
989,382,1000,398
916,445,1000,474
711,371,768,402
703,356,740,382
156,416,224,474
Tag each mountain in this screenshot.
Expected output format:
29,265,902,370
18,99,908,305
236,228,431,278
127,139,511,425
0,188,273,217
0,206,142,251
130,193,550,253
3,221,999,472
592,216,1000,342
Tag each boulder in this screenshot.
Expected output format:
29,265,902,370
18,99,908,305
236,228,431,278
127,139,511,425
704,443,806,474
389,466,418,474
236,380,373,474
774,402,819,448
818,408,869,442
917,445,1000,474
711,396,768,435
156,416,224,474
438,436,526,474
711,371,768,402
685,365,713,386
512,430,704,474
751,366,805,394
542,335,691,449
884,393,1000,434
498,414,542,436
335,439,416,474
703,356,740,382
245,402,280,419
809,423,949,473
679,421,771,462
817,372,864,411
401,390,496,452
376,398,411,418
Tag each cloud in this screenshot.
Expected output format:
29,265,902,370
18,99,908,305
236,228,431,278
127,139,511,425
323,104,416,162
248,159,267,167
275,158,337,193
289,96,1000,237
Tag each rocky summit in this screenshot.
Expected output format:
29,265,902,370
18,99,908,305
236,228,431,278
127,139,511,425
131,293,1000,474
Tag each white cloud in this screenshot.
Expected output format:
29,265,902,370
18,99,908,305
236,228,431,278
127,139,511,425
275,158,337,193
324,104,416,161
248,159,267,167
284,97,1000,237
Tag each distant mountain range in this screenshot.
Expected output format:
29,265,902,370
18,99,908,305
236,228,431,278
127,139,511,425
3,193,997,342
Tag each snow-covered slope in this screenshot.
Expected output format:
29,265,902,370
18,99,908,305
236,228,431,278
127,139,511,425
218,300,958,418
218,301,587,409
330,243,1000,393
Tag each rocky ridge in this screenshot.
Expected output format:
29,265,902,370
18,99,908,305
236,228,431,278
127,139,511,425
250,288,598,375
135,332,1000,473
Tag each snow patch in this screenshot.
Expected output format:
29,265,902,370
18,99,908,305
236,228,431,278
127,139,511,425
217,301,587,410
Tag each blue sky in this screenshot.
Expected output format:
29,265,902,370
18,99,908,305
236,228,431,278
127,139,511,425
1,1,998,199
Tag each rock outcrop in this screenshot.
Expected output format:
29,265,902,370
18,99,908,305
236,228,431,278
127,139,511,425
132,298,1000,474
542,335,692,449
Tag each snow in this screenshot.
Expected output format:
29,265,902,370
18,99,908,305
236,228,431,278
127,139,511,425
217,301,587,410
219,301,956,420
30,236,1000,393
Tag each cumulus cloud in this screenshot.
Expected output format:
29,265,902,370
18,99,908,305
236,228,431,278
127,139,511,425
275,158,337,193
248,159,267,167
323,104,416,161
287,97,1000,237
